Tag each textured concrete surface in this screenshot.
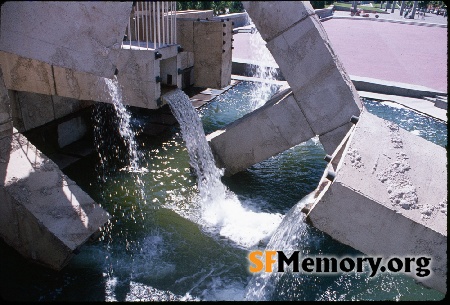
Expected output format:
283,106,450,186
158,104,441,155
307,110,447,294
207,90,314,176
193,20,232,89
0,2,132,79
1,71,110,270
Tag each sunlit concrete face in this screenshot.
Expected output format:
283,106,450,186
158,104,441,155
307,111,447,294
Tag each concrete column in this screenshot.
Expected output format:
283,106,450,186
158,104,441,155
306,111,447,294
193,20,232,89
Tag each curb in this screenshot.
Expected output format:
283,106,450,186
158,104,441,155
231,59,447,98
332,15,447,28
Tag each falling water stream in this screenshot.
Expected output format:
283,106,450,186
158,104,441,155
164,89,283,249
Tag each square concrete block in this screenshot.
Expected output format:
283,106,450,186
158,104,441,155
53,66,101,101
57,117,87,148
266,15,336,94
193,20,232,89
242,1,315,41
0,51,56,96
119,78,159,109
207,92,314,176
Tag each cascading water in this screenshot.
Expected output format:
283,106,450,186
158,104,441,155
248,30,279,109
164,89,283,249
244,192,316,300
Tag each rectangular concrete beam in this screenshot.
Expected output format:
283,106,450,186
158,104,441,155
207,90,315,176
0,2,132,79
307,111,447,294
0,130,110,270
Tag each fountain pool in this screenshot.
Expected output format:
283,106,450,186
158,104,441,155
0,81,446,301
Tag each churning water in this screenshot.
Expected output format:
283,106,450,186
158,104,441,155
164,88,283,249
0,81,445,301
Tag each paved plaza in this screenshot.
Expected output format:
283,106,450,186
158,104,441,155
233,9,448,93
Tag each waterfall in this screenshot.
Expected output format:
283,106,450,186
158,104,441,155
248,31,279,109
103,78,143,172
163,89,283,249
245,192,316,300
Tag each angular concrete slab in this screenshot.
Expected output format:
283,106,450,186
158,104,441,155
207,90,315,176
0,2,132,79
242,1,315,41
306,111,447,294
0,130,110,270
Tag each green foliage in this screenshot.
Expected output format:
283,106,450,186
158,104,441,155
310,1,334,9
176,1,245,15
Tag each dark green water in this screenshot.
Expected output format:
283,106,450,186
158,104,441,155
0,82,446,301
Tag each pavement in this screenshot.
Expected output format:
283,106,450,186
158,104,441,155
232,9,448,94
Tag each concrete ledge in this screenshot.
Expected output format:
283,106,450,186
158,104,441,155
232,60,447,98
333,15,448,28
350,75,447,98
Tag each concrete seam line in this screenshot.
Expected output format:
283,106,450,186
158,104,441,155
265,11,317,43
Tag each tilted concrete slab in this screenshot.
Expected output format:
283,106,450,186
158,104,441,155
0,129,110,270
242,1,362,152
208,2,363,176
0,2,132,79
207,89,314,176
0,47,165,110
306,110,447,294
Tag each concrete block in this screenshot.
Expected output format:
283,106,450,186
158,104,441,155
0,69,11,125
193,20,232,89
0,129,110,270
213,12,250,28
307,111,447,294
53,66,101,101
266,16,336,94
116,49,158,81
178,51,195,70
0,2,132,78
117,78,160,109
17,91,55,130
57,117,88,148
0,51,56,96
7,90,25,132
242,1,315,41
176,19,194,52
207,91,314,176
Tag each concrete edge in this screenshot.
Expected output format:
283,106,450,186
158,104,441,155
231,59,447,98
332,15,448,28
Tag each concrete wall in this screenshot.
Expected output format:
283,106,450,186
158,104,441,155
306,111,447,294
177,18,232,89
0,2,132,79
193,20,232,89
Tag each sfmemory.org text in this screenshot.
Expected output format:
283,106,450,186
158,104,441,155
248,251,432,278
